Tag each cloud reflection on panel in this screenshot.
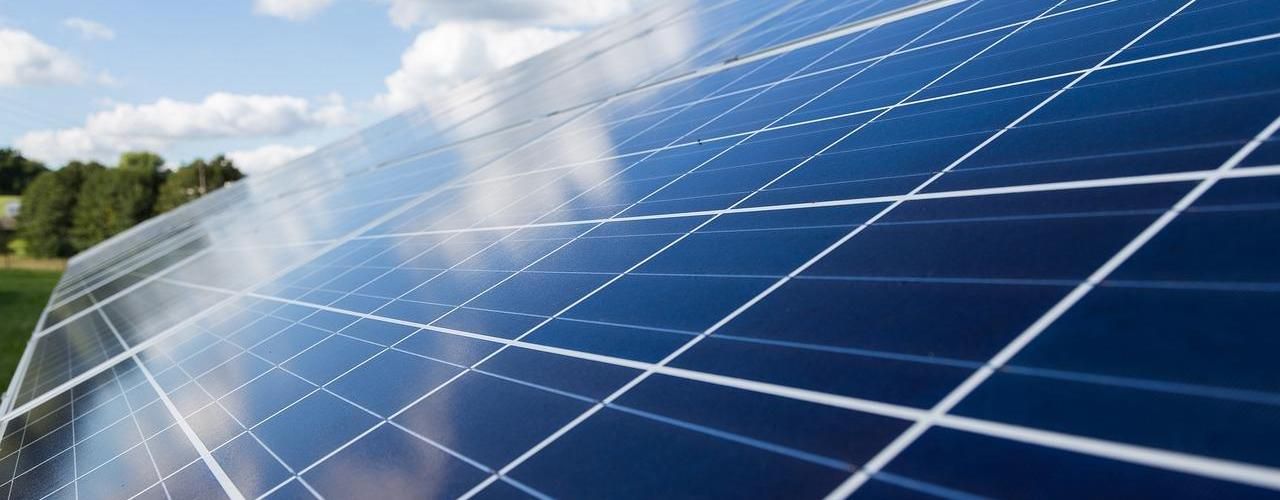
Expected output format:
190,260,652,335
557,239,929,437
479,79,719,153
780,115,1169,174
199,0,704,321
129,1,703,295
419,0,698,237
274,0,696,191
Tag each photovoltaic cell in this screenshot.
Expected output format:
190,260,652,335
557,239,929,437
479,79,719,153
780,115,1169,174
5,0,1280,498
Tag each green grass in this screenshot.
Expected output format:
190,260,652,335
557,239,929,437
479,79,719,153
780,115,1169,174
0,268,60,391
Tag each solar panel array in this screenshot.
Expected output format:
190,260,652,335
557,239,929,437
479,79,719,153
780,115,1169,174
5,0,1280,498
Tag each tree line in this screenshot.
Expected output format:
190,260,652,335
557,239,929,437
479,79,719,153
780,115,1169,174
0,148,244,258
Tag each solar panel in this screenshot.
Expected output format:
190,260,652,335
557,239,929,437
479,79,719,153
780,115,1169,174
5,0,1280,497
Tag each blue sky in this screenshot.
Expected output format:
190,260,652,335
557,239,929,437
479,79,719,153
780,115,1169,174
0,0,636,173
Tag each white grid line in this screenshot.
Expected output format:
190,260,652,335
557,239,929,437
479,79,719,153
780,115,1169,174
0,81,641,422
356,155,1280,239
96,308,245,500
9,153,1280,426
824,1,1273,497
455,0,1060,494
161,328,327,499
235,7,895,494
831,98,1280,498
2,0,833,422
111,366,173,500
442,25,1280,192
0,1,852,494
34,248,214,338
47,229,209,313
109,162,1280,260
25,0,972,315
10,2,1280,496
145,276,1280,494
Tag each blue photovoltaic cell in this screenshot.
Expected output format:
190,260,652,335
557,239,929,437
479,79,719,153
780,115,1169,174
4,0,1280,498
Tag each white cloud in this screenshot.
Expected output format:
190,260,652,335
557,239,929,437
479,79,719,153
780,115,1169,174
84,93,348,138
62,18,115,41
253,0,335,21
376,21,579,111
227,143,317,174
380,0,636,29
96,70,119,86
0,28,85,86
16,92,349,165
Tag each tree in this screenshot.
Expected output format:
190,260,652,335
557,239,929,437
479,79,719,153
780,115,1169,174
69,152,166,252
154,155,244,213
117,150,166,218
0,148,48,195
14,150,245,257
118,151,165,173
18,161,104,257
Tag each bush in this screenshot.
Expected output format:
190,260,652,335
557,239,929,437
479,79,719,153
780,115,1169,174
7,238,29,258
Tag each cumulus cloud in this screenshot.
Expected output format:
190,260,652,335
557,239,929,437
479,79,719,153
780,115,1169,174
16,92,349,165
375,22,579,111
380,0,637,29
0,28,85,86
84,93,348,138
253,0,335,21
228,143,318,174
63,18,115,41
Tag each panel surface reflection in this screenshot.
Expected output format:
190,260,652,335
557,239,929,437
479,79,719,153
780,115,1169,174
7,0,1280,498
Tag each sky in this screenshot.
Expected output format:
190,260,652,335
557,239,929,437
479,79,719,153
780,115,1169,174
0,0,640,174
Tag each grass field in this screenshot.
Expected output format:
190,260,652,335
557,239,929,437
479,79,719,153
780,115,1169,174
0,268,60,391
